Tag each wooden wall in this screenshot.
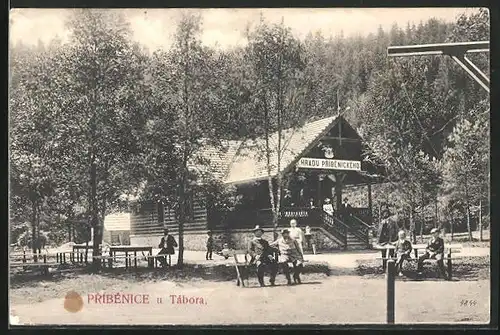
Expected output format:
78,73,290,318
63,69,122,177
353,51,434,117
130,196,208,236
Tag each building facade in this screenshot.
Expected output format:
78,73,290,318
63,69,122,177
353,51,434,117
130,115,384,251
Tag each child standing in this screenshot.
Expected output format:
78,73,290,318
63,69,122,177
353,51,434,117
206,231,214,260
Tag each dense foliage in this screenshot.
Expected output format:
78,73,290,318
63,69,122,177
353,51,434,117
9,9,489,263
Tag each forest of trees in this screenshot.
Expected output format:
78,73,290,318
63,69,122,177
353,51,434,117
9,9,489,266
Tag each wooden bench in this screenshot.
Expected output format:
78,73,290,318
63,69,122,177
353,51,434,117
223,250,251,287
144,254,172,268
225,250,305,287
92,254,168,269
375,243,463,279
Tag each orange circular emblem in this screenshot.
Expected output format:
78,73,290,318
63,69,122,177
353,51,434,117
64,291,83,313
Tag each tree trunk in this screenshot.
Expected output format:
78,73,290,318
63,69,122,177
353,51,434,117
267,177,278,240
36,202,41,253
466,205,472,242
434,198,439,228
177,171,186,267
91,161,102,269
464,172,473,242
420,193,425,243
409,206,416,244
450,214,454,241
419,212,424,243
31,200,38,262
479,199,483,241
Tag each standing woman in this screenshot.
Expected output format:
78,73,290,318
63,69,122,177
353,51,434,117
158,229,178,267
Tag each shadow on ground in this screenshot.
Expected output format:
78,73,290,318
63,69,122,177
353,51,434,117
355,256,490,281
10,261,331,287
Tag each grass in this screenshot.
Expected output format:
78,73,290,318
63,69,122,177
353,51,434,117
355,256,490,281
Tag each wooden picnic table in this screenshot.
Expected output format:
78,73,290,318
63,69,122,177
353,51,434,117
69,244,109,263
108,245,154,269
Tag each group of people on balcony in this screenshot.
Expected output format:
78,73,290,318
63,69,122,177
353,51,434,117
282,188,354,219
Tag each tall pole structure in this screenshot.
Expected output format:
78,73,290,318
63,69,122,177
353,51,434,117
387,41,490,93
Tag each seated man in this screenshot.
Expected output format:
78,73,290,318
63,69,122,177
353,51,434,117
270,229,304,285
393,230,412,276
157,229,177,267
248,225,278,287
417,228,449,280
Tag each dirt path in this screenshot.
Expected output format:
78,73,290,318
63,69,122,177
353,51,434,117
10,275,490,325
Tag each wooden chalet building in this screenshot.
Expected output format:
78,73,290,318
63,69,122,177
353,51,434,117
130,115,384,251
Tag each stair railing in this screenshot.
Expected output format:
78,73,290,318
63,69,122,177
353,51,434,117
320,210,348,249
347,214,371,247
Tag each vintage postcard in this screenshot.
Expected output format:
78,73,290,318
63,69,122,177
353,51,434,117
9,7,491,327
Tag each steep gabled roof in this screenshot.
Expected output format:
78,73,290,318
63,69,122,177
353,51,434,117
194,139,242,181
224,115,339,184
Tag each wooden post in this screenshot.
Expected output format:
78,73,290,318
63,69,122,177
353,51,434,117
386,259,395,324
335,172,343,217
317,174,322,208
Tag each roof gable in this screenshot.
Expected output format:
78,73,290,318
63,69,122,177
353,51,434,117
224,115,339,184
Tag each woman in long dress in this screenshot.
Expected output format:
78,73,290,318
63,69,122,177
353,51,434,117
270,229,304,285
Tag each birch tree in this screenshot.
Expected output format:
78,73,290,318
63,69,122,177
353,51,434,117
243,18,310,239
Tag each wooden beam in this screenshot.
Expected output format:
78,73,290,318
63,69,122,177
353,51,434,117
387,41,489,93
322,136,361,142
387,41,489,57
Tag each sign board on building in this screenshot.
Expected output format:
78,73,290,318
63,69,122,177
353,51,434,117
296,157,361,171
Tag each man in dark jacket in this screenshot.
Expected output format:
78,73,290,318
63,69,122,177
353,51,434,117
248,225,278,287
158,229,177,267
378,208,398,271
417,228,448,279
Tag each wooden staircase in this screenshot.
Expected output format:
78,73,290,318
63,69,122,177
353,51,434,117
319,210,371,250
